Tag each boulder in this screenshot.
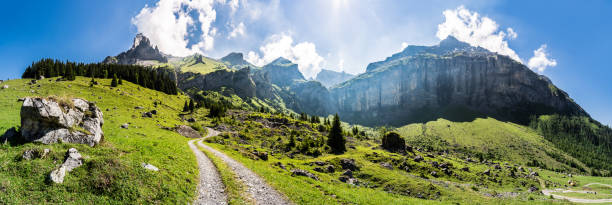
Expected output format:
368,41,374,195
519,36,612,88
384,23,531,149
142,112,153,118
527,186,539,193
381,132,405,152
187,118,197,123
20,97,104,147
134,106,144,110
291,169,319,180
22,149,40,160
120,123,129,129
1,85,8,89
483,169,491,176
150,110,157,115
380,162,393,170
414,155,424,162
340,158,359,171
49,148,83,183
342,170,353,178
174,125,201,138
142,163,159,171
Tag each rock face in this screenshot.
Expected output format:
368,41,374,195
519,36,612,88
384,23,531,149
220,52,255,69
20,97,104,147
260,57,305,88
315,69,355,88
178,67,256,98
331,36,587,126
50,148,83,183
103,33,168,65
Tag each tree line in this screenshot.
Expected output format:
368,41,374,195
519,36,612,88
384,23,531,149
22,58,178,95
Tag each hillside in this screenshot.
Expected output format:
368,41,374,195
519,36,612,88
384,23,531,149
0,77,197,203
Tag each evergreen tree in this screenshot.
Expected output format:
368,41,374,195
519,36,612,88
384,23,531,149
183,101,189,112
118,77,123,85
111,74,118,87
189,99,195,112
327,114,346,153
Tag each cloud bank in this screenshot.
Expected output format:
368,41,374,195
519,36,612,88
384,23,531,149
246,33,324,79
528,45,557,72
436,6,522,63
132,0,224,57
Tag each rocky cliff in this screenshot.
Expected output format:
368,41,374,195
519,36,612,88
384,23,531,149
259,57,306,88
177,67,256,98
103,33,168,65
331,37,587,126
220,52,255,69
315,69,355,88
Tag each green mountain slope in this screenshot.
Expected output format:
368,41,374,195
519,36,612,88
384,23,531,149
0,77,197,203
396,118,588,173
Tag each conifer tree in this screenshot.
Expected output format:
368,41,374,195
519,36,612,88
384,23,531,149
118,77,123,85
111,74,118,87
189,99,195,112
327,114,346,153
183,101,189,112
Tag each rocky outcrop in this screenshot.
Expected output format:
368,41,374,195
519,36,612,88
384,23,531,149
20,97,104,147
259,57,305,88
331,37,587,126
50,148,83,183
103,33,168,65
178,67,256,98
175,125,201,138
220,52,255,69
315,69,355,88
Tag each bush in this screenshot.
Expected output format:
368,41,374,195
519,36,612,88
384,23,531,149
382,132,405,152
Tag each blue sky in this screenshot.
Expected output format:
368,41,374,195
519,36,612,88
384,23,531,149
0,0,611,126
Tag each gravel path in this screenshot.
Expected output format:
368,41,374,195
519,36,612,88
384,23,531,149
198,128,292,205
188,137,228,205
542,183,612,204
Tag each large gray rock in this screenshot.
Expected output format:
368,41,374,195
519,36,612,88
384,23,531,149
20,97,104,147
49,148,83,184
175,125,201,138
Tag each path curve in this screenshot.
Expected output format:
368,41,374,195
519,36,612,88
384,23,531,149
542,183,612,204
198,128,292,205
188,136,228,205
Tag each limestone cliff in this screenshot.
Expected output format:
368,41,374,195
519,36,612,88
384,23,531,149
315,69,355,88
331,37,587,126
103,33,168,65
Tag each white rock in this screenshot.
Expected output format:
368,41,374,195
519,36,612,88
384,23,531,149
50,166,66,183
142,163,159,171
1,85,8,89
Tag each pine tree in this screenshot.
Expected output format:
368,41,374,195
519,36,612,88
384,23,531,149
189,99,195,112
118,77,123,85
327,114,346,154
111,74,118,87
183,101,189,112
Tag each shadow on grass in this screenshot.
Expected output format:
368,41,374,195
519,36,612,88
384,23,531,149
1,127,27,147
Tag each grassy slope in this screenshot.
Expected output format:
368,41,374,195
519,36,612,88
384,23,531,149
174,55,229,75
396,118,587,173
199,111,573,204
0,77,197,204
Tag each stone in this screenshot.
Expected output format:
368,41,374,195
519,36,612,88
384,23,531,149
461,167,470,172
42,149,50,158
187,118,197,123
483,169,491,176
518,166,524,172
1,85,8,89
381,132,405,152
134,106,144,110
414,155,424,162
20,97,104,147
174,125,201,138
430,171,438,177
253,151,268,161
49,148,83,184
530,171,539,177
142,163,159,171
314,161,326,166
120,123,129,129
380,162,393,170
342,170,353,178
325,165,335,173
150,110,157,115
340,158,359,171
493,164,502,170
291,169,319,180
22,149,40,160
528,186,539,193
142,112,153,118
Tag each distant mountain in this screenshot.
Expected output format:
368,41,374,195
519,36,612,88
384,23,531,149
220,52,255,69
315,69,355,88
259,57,306,88
331,36,587,126
103,33,168,65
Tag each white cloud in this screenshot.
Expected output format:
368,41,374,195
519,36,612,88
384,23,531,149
337,59,344,71
436,6,522,63
245,33,324,79
132,0,226,57
228,22,246,39
400,42,409,52
528,44,557,72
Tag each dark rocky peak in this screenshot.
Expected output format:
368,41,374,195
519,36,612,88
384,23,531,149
438,35,470,49
103,33,167,65
267,57,294,66
316,69,355,88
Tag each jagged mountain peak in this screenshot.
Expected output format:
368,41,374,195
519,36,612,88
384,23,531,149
438,35,471,49
268,57,294,66
103,33,167,65
220,52,254,69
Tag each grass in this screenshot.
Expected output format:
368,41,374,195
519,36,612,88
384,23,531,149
199,144,252,205
0,77,197,204
396,118,586,173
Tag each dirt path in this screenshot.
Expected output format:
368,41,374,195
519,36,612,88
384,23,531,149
542,183,612,204
197,128,292,205
188,137,228,205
